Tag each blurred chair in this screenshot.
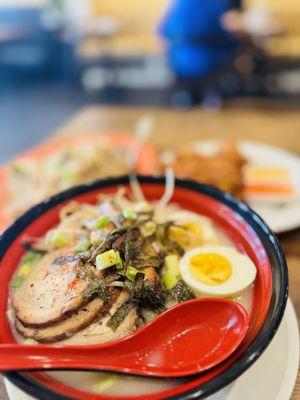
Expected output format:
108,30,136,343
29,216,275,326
159,0,242,108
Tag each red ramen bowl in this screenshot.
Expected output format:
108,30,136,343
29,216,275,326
0,176,288,400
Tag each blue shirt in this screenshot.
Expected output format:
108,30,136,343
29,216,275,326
159,0,239,78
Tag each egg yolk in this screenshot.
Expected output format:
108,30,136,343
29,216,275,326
189,253,232,286
169,223,203,248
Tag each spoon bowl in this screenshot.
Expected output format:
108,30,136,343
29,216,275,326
0,298,249,377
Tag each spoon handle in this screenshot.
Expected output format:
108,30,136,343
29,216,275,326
0,344,128,373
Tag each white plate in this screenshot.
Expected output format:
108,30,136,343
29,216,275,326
192,140,300,234
208,299,300,400
4,299,299,400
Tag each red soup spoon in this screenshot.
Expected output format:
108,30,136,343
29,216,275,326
0,298,249,378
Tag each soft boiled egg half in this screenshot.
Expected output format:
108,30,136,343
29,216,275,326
179,245,257,296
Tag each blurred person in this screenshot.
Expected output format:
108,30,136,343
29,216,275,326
159,0,243,108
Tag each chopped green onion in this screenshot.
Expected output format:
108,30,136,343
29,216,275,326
92,375,118,393
21,251,40,265
125,265,138,282
122,210,137,220
50,231,70,248
17,263,32,279
61,169,78,184
9,276,24,289
9,252,40,288
162,274,178,290
96,250,118,270
141,221,156,237
94,216,111,229
164,254,180,276
74,239,91,253
115,251,123,270
11,163,26,176
162,255,180,290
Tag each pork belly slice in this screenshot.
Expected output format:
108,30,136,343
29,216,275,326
12,248,91,328
61,270,162,346
60,291,138,346
15,289,119,343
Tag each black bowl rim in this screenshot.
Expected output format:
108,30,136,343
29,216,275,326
1,175,288,400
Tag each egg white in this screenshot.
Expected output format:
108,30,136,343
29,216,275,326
179,245,257,297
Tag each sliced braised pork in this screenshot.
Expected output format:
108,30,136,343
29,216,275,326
61,291,138,345
15,289,119,343
13,249,91,327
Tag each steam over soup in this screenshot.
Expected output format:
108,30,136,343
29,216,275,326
8,187,256,396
